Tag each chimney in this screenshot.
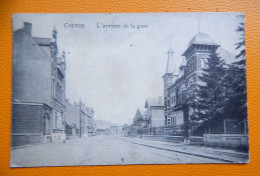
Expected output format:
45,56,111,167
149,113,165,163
23,22,32,36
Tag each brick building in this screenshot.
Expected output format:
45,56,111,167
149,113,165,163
162,32,220,136
12,22,66,147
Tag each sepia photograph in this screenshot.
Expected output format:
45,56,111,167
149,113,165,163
11,13,249,167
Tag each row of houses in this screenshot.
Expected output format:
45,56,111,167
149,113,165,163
12,22,94,148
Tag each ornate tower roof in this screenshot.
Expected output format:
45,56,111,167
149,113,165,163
188,32,216,47
182,32,219,57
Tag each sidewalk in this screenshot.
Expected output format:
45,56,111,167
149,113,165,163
116,136,249,163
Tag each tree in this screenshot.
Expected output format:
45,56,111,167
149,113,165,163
132,108,143,126
234,16,245,64
191,52,227,134
131,108,146,137
223,63,247,121
222,15,247,133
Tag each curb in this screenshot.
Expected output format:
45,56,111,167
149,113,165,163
116,137,245,163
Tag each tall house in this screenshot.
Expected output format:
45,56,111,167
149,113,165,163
144,97,164,128
162,32,219,135
12,22,66,147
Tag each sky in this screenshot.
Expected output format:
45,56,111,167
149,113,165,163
13,13,244,125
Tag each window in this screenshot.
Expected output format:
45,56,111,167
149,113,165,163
55,110,57,128
180,85,186,103
180,84,186,92
56,83,59,100
59,85,62,102
200,58,205,69
55,111,63,129
55,82,63,103
189,58,194,72
170,92,176,107
201,58,209,69
188,78,194,87
43,114,50,135
53,79,56,98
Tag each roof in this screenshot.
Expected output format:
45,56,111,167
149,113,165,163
182,32,219,57
165,49,175,74
145,97,164,108
33,37,51,45
188,32,216,48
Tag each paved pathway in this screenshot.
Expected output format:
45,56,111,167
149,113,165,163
10,135,232,167
117,136,249,163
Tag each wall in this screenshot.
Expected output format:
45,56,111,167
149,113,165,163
12,103,44,147
12,29,52,105
204,134,249,151
64,101,80,130
151,107,164,127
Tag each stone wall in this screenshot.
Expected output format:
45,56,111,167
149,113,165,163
204,134,249,151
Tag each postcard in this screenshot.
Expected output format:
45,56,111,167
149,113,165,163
11,13,249,167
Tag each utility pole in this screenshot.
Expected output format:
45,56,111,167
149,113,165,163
79,98,82,138
224,119,227,134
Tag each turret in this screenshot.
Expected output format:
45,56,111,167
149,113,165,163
162,49,175,90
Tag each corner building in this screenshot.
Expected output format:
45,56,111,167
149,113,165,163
12,22,66,147
162,32,219,136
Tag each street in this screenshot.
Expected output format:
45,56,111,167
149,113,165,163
11,135,248,167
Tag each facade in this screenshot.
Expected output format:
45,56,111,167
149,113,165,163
110,125,123,135
96,129,110,135
144,97,164,128
65,100,95,138
81,106,95,137
162,32,219,136
12,22,66,147
64,100,80,138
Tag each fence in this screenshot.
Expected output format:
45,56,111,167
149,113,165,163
129,126,185,136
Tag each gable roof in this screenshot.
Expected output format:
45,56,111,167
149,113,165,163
145,97,164,108
33,37,51,46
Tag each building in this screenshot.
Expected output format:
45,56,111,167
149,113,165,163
81,107,95,137
64,100,80,138
110,125,123,135
65,100,95,138
96,129,110,135
12,22,66,147
144,97,164,128
162,32,219,136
